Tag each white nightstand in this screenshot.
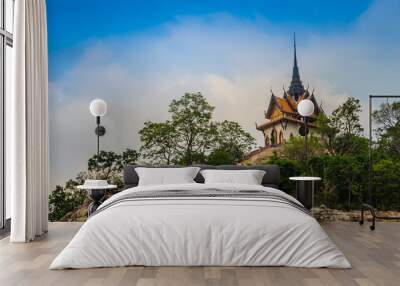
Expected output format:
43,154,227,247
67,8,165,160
77,184,117,216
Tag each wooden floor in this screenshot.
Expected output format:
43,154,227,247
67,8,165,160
0,222,399,286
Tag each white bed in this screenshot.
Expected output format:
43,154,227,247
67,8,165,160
50,183,351,269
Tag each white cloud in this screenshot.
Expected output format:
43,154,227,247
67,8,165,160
49,0,400,187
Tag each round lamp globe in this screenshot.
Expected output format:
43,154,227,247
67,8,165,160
297,99,314,117
90,99,107,117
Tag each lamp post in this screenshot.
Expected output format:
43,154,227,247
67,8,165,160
89,99,107,166
297,99,314,171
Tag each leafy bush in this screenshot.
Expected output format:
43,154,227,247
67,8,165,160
282,135,325,162
311,155,366,210
372,159,400,210
206,148,236,165
265,153,303,197
49,186,86,221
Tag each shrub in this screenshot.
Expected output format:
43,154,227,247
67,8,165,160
373,159,400,210
48,186,86,221
265,153,303,197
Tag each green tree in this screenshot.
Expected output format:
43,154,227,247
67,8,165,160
316,97,365,156
334,135,368,158
331,97,363,136
315,113,339,154
370,102,400,210
88,151,122,171
169,92,217,165
265,153,303,196
48,185,86,221
207,148,235,165
211,120,256,164
323,155,364,210
122,148,141,165
373,101,400,158
84,149,139,188
138,92,255,165
372,159,400,210
88,149,139,172
139,121,177,164
308,155,367,210
282,135,325,162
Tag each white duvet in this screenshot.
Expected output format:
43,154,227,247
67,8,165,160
50,183,351,269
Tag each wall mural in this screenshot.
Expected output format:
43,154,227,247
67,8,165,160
47,0,400,221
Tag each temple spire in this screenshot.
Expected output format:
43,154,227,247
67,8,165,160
288,32,305,101
294,32,298,67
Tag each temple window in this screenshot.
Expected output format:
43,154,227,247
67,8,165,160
265,136,270,146
271,129,277,145
279,131,284,144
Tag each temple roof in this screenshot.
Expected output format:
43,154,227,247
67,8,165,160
275,96,295,113
288,33,305,100
256,115,318,131
258,34,324,130
263,89,321,121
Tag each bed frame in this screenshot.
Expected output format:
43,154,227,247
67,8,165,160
123,164,280,189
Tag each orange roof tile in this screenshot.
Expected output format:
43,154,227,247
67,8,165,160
286,94,297,109
275,97,295,113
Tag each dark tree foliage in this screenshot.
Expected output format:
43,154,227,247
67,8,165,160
266,153,303,197
310,155,366,210
65,179,80,189
207,148,236,165
331,97,363,136
282,135,325,162
213,120,256,163
48,185,86,221
372,159,400,210
268,153,368,210
316,97,365,156
122,149,141,166
169,92,217,165
373,102,400,158
139,121,177,164
334,135,369,158
371,101,400,209
88,151,122,171
88,149,140,172
315,113,338,154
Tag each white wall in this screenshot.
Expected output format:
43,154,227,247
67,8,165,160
261,121,317,146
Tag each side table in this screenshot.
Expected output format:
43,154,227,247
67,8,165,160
289,176,321,210
77,184,117,216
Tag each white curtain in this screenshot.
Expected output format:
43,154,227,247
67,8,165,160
8,0,49,242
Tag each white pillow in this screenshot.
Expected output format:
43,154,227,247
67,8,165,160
200,169,265,185
135,167,200,186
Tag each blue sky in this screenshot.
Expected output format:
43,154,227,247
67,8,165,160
48,0,371,52
46,0,400,186
47,0,372,79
